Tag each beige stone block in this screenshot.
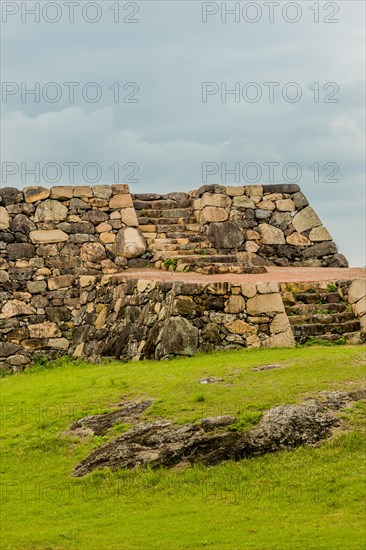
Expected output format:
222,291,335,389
246,334,261,348
348,279,366,304
24,186,50,203
110,211,121,219
276,199,295,212
0,207,10,230
256,200,275,211
28,322,61,338
73,343,84,358
246,229,260,240
292,206,322,233
201,193,231,208
80,275,96,287
34,199,68,222
226,186,244,196
247,293,285,314
270,313,290,334
225,319,257,334
48,338,69,350
100,232,115,244
245,185,263,197
48,275,75,290
257,282,279,294
244,241,259,253
50,186,73,199
73,186,93,197
89,198,108,208
258,224,285,245
30,230,68,243
92,185,112,199
96,222,112,233
264,193,283,201
309,226,332,242
225,295,245,313
233,196,255,208
286,232,311,246
241,283,257,298
263,329,295,348
109,194,133,209
95,305,108,329
201,206,228,223
121,207,138,227
0,300,35,318
354,296,366,317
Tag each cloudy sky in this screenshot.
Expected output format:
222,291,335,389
1,1,365,265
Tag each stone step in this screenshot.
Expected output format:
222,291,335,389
153,252,239,264
293,292,342,304
292,320,361,338
157,224,201,233
143,217,198,225
185,265,267,275
288,311,356,326
148,244,215,254
136,208,194,219
285,302,348,316
295,331,365,346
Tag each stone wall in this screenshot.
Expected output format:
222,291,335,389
1,270,365,372
192,184,347,268
0,184,147,278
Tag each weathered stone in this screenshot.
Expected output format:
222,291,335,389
201,207,228,224
303,242,338,258
95,305,108,329
0,300,35,318
0,207,10,230
225,320,256,335
48,275,75,290
6,243,35,259
226,186,244,196
112,184,130,194
34,200,68,222
92,185,112,199
207,221,244,249
241,283,257,298
270,313,290,334
348,279,366,304
225,295,245,313
172,296,196,315
286,232,311,246
245,185,263,198
113,227,146,259
109,194,134,209
121,208,138,227
257,282,279,294
80,243,106,263
256,200,275,211
258,225,285,245
27,280,47,294
246,293,284,314
100,232,115,244
324,253,349,268
48,338,70,350
353,296,366,317
11,214,36,234
0,187,23,206
292,191,309,210
276,199,295,212
23,186,50,203
233,196,255,208
309,226,332,242
69,198,91,210
50,186,73,199
73,186,93,198
0,342,21,357
292,206,322,234
244,241,259,253
197,184,226,197
96,222,112,233
30,230,68,243
156,317,198,359
80,275,96,287
263,329,295,347
255,209,271,220
7,354,30,367
28,322,61,338
82,210,109,224
0,270,10,284
201,193,231,208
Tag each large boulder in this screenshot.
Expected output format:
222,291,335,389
34,199,68,222
207,221,244,249
155,317,198,359
113,227,146,258
292,206,322,234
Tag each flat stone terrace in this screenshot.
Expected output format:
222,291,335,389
109,267,366,284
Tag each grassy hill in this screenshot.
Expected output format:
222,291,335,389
1,345,365,549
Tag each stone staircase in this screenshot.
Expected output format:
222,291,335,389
133,193,266,274
283,284,363,344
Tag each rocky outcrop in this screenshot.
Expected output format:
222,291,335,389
71,389,365,477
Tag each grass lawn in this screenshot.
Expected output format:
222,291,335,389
0,345,365,549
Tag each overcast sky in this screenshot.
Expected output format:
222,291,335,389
1,1,365,265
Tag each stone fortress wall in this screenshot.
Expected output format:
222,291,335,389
0,183,364,371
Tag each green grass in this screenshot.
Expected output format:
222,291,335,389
1,346,365,549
